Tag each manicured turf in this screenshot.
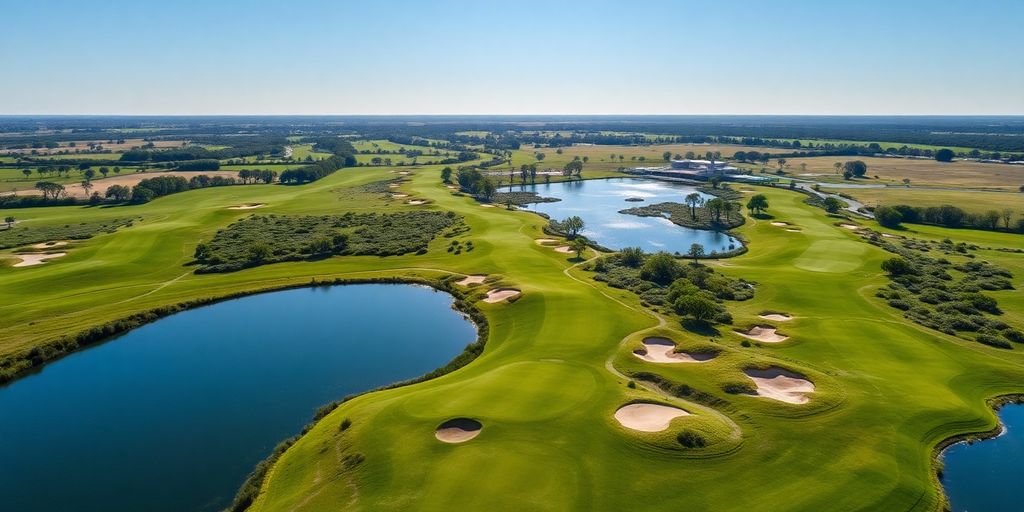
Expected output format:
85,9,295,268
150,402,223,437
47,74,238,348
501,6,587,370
2,167,1023,511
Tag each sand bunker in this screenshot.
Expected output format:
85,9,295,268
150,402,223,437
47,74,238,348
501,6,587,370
30,241,69,249
446,185,458,190
839,223,861,230
785,228,801,232
770,221,789,227
392,193,408,198
10,252,67,267
535,238,558,245
554,246,574,253
744,368,815,404
406,200,427,205
227,203,265,210
735,325,789,343
758,313,793,322
632,337,715,364
455,275,487,286
881,233,897,238
614,403,689,432
388,183,400,188
483,288,520,303
480,204,495,208
435,418,482,443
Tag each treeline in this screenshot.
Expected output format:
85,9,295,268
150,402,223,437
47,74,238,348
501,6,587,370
279,155,353,184
875,204,1023,233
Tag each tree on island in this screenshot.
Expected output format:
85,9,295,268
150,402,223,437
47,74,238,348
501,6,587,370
687,243,705,265
746,194,769,215
706,197,726,222
935,148,955,162
684,193,703,219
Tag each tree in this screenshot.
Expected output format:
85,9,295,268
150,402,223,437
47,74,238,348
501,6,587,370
843,160,868,178
22,169,31,178
34,181,66,200
83,168,96,183
823,196,843,214
706,198,726,221
563,216,585,237
874,205,903,228
80,180,94,197
902,178,911,187
570,237,588,259
130,185,156,204
662,151,672,161
639,252,681,285
619,247,644,267
479,179,496,201
564,160,583,177
673,295,717,323
440,166,453,183
99,167,110,178
709,176,721,189
776,158,786,171
4,216,14,228
833,162,843,175
981,210,1001,230
1002,209,1015,229
687,243,705,264
881,257,912,275
746,194,769,215
935,148,955,162
684,193,703,219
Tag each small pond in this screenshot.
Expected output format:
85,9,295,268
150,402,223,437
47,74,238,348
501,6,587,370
514,177,741,254
0,284,477,512
941,404,1024,511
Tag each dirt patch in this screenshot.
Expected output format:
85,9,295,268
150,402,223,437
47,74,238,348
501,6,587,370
9,252,67,267
435,418,482,443
455,275,487,286
744,368,814,404
614,403,689,432
227,203,265,210
633,337,715,364
483,288,520,303
758,313,793,322
735,325,789,343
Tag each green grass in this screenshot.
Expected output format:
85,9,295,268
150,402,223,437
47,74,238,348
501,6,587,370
2,168,1023,511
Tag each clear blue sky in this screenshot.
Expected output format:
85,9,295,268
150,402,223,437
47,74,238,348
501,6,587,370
2,0,1021,115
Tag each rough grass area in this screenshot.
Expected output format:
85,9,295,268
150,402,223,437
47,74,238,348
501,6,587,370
196,212,459,272
0,217,138,249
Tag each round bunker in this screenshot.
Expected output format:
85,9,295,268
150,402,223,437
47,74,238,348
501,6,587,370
614,403,689,432
770,221,789,227
483,288,520,303
406,199,427,205
227,203,265,210
392,193,409,198
554,246,574,253
735,325,789,343
435,418,482,443
10,252,67,267
758,313,793,322
744,368,815,404
455,275,487,286
633,337,715,364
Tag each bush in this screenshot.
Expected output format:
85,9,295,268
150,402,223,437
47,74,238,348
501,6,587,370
619,247,645,267
875,205,904,228
676,430,707,448
976,334,1012,349
723,382,756,394
640,252,682,285
935,148,955,162
881,257,913,275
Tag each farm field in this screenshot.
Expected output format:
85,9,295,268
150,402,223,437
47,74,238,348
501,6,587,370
820,186,1024,216
508,143,789,172
768,155,1024,190
3,163,1023,511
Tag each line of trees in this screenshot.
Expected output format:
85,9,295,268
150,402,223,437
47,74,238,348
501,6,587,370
875,204,1023,233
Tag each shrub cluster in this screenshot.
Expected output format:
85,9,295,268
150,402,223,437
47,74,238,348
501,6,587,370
0,217,137,249
620,201,744,231
195,211,459,272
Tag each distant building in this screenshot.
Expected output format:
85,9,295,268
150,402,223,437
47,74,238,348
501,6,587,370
669,159,737,173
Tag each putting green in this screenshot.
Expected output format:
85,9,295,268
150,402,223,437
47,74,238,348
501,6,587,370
2,166,1023,512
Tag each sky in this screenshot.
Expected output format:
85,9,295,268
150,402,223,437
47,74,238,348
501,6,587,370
1,0,1022,115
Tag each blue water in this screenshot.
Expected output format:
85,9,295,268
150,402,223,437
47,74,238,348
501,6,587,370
0,284,476,512
515,178,740,254
942,404,1024,511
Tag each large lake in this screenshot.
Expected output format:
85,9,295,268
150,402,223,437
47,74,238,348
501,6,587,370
941,404,1024,511
515,178,740,254
0,284,476,512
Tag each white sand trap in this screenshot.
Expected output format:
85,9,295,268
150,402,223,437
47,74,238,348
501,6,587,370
839,223,861,230
554,246,574,253
758,313,793,322
480,204,495,208
770,221,789,227
227,203,265,210
392,193,408,198
397,171,411,175
633,337,715,364
483,288,520,303
10,252,67,267
614,403,689,432
881,233,897,238
455,275,487,286
446,185,458,189
744,368,815,404
735,325,789,343
406,200,427,205
435,418,482,443
388,183,400,188
535,238,558,245
30,241,69,249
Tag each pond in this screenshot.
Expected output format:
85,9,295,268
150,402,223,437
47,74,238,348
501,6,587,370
514,178,740,254
0,284,477,512
941,404,1024,511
